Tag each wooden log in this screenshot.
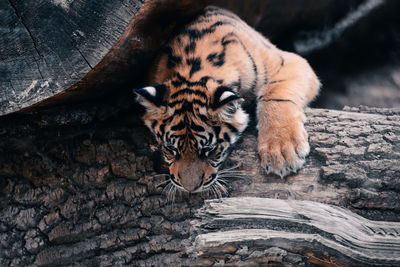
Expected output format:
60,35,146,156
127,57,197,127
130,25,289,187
0,0,143,115
0,104,399,266
2,0,380,116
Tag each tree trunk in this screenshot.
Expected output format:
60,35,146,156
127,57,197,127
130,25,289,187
0,104,399,266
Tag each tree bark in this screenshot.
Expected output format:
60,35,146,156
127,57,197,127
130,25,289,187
0,104,399,266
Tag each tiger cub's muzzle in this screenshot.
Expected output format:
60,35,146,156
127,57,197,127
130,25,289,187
169,152,217,192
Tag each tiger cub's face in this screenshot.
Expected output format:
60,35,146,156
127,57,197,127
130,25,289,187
134,77,248,193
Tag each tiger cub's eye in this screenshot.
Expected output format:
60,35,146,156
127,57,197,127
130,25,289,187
200,145,217,159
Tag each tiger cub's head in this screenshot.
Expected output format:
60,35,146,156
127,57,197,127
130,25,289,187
134,76,248,193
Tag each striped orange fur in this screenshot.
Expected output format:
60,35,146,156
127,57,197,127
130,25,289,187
134,6,320,193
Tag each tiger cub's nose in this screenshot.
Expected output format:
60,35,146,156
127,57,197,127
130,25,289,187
178,172,204,192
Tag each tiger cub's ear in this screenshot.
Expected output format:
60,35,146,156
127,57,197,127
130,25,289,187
133,84,167,111
212,86,243,110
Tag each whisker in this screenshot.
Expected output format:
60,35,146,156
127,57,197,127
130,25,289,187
214,183,223,199
156,179,171,188
217,178,229,185
218,173,244,177
219,170,245,173
173,186,177,203
206,187,211,198
165,184,171,199
152,173,170,179
218,171,246,176
215,181,228,195
167,185,177,203
218,175,247,180
220,163,242,172
209,185,216,199
211,184,221,199
218,172,247,176
162,182,172,194
218,172,246,176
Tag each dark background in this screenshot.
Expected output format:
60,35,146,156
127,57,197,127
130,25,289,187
212,0,400,109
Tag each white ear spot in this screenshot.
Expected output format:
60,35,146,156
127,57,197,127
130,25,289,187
219,91,235,102
143,86,156,97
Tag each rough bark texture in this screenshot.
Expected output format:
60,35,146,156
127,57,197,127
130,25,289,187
0,103,399,266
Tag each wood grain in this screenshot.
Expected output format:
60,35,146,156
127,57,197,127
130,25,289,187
193,197,400,265
0,0,143,115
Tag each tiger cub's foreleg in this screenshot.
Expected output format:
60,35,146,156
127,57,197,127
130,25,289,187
257,51,320,177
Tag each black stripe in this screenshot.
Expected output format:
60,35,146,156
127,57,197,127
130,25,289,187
175,102,193,115
151,120,158,129
225,123,239,134
191,122,205,132
223,132,231,143
268,80,285,85
170,88,207,99
168,99,206,108
185,41,196,54
186,57,202,77
168,99,185,107
214,151,222,158
192,99,207,107
182,21,231,40
207,51,225,67
234,33,258,91
160,123,165,135
162,46,182,68
275,55,285,74
195,133,208,142
262,98,297,106
206,32,238,68
262,62,268,86
173,72,219,87
162,117,173,124
171,79,184,87
221,32,238,46
208,133,214,144
171,121,186,131
214,126,221,138
185,28,202,39
199,114,209,122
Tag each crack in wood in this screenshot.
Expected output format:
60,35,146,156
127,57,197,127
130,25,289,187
76,48,93,70
7,0,44,79
193,197,400,265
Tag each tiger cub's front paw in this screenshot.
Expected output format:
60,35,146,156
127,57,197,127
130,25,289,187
258,111,310,177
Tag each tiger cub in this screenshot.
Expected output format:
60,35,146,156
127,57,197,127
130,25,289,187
134,6,320,193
